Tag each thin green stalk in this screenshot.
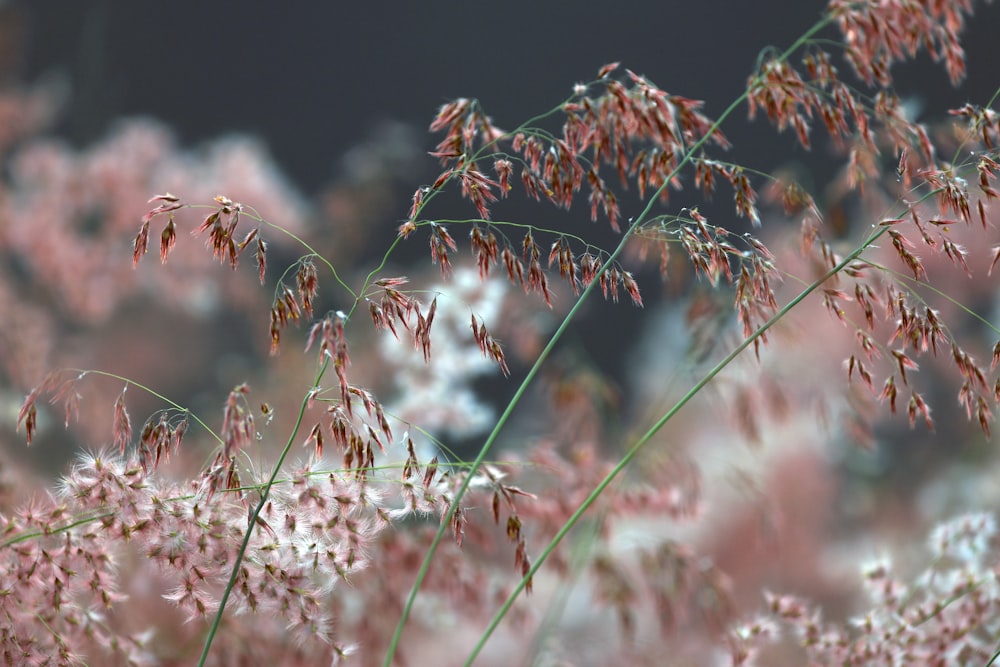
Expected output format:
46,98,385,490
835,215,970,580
0,510,115,549
381,222,637,667
348,96,578,325
462,225,888,665
68,368,222,445
175,202,356,300
197,354,330,666
523,513,604,665
259,221,356,300
383,15,835,666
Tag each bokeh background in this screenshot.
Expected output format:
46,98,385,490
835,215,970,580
2,0,1000,531
0,0,998,533
5,0,999,450
4,2,1000,664
12,2,1000,187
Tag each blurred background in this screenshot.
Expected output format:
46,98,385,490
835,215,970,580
3,0,997,461
0,0,1000,448
11,1,1000,185
3,1,1000,664
1,0,999,522
11,1,1000,188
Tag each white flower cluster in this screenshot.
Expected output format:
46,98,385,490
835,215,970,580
381,267,507,454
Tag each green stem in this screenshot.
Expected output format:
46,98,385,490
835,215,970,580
259,221,356,300
461,224,886,664
0,510,115,549
197,355,330,666
68,369,222,445
347,96,578,326
383,16,835,665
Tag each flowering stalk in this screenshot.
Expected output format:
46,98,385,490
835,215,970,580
383,14,836,665
464,217,890,664
8,0,1000,663
197,355,330,666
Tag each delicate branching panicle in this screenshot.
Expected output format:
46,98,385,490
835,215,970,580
17,372,97,448
424,64,729,233
428,222,458,277
480,465,538,592
112,385,132,455
306,312,352,410
406,64,743,324
269,260,321,354
829,0,974,87
366,276,438,361
470,313,510,377
220,383,253,460
159,218,177,262
16,388,40,446
197,195,244,268
8,3,1000,666
135,193,266,273
469,224,500,279
133,193,182,266
137,411,188,475
296,258,319,318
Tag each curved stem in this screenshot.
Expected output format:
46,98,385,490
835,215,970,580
462,224,885,664
259,221,357,300
384,16,835,666
68,369,222,445
347,95,579,326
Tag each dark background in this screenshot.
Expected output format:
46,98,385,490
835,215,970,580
11,1,1000,196
4,1,999,462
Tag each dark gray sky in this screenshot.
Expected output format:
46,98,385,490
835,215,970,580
5,1,999,455
14,2,1000,194
0,5,925,185
14,2,1000,193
